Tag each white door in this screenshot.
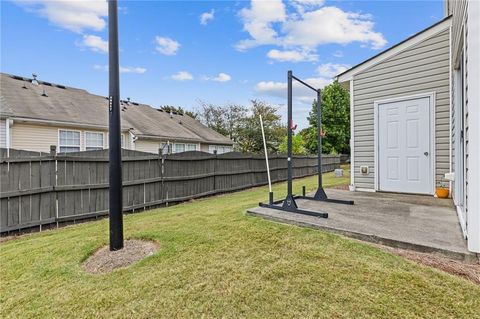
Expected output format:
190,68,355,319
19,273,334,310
378,97,432,194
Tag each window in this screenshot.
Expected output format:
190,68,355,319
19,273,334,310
208,145,232,154
59,130,80,153
85,132,104,151
174,143,185,153
186,144,197,151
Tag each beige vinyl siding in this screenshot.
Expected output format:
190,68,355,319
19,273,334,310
134,139,161,154
352,28,451,189
11,123,59,152
9,122,125,153
0,120,6,148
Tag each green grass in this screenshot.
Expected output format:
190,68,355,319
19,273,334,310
1,168,479,319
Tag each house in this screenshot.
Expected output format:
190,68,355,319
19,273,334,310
0,73,233,155
336,0,479,253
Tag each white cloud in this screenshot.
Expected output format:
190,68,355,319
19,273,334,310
94,65,146,74
155,36,180,55
290,0,325,14
120,66,147,74
213,73,231,82
200,9,215,25
236,1,386,52
171,71,193,81
79,35,108,53
203,72,232,82
267,49,318,62
235,0,286,51
14,0,107,33
316,63,349,78
282,7,387,49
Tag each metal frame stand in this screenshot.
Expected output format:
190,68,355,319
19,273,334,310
259,70,353,219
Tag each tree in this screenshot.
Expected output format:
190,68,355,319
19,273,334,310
197,102,228,136
236,100,285,153
279,133,308,155
160,105,198,119
303,81,350,154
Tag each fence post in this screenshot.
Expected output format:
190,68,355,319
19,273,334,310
49,145,58,229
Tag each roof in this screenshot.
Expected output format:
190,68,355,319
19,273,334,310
336,16,452,82
0,73,233,145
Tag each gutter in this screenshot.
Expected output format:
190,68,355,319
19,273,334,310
5,116,131,132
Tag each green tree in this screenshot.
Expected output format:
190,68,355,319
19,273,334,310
197,101,248,142
278,133,308,155
303,81,350,154
236,100,285,153
160,105,198,119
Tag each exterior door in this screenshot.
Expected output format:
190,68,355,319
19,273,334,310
378,97,432,194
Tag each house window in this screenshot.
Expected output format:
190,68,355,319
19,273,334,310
85,132,104,151
208,145,232,154
59,130,80,153
186,144,197,151
174,143,185,153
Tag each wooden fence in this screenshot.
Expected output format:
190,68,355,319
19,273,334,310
0,148,340,233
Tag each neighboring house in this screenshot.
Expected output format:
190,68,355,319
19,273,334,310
337,0,479,253
0,73,233,155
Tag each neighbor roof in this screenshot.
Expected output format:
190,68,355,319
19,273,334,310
336,16,452,82
0,73,232,145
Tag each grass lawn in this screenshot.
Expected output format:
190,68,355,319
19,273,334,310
1,168,479,318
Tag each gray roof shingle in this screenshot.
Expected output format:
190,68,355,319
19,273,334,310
0,73,232,145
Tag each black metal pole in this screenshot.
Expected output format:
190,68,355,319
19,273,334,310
108,0,124,251
287,70,293,197
317,89,323,188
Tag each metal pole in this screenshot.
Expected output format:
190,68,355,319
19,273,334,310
108,0,124,251
287,70,293,197
260,115,272,193
317,89,323,188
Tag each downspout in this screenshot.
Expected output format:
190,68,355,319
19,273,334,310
5,118,11,157
129,130,136,150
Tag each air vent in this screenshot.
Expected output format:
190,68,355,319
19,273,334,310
31,73,39,85
41,89,48,97
42,81,53,86
55,85,66,89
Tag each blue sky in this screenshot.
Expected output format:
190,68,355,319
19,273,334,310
1,0,444,128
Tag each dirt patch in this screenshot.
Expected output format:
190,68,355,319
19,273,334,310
83,239,159,274
377,245,480,284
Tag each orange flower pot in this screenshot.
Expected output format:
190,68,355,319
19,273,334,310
436,187,449,198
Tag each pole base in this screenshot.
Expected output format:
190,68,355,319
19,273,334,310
259,194,328,218
298,187,354,205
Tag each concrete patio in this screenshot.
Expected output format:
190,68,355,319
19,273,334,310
247,189,477,262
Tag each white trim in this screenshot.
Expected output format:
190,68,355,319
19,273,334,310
84,131,105,150
5,118,11,156
448,24,453,194
58,129,82,153
355,187,376,193
466,0,480,253
337,18,452,82
8,116,129,132
373,92,436,195
350,78,355,187
456,205,467,239
129,131,136,150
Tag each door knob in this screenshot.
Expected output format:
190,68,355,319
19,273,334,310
424,152,429,156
